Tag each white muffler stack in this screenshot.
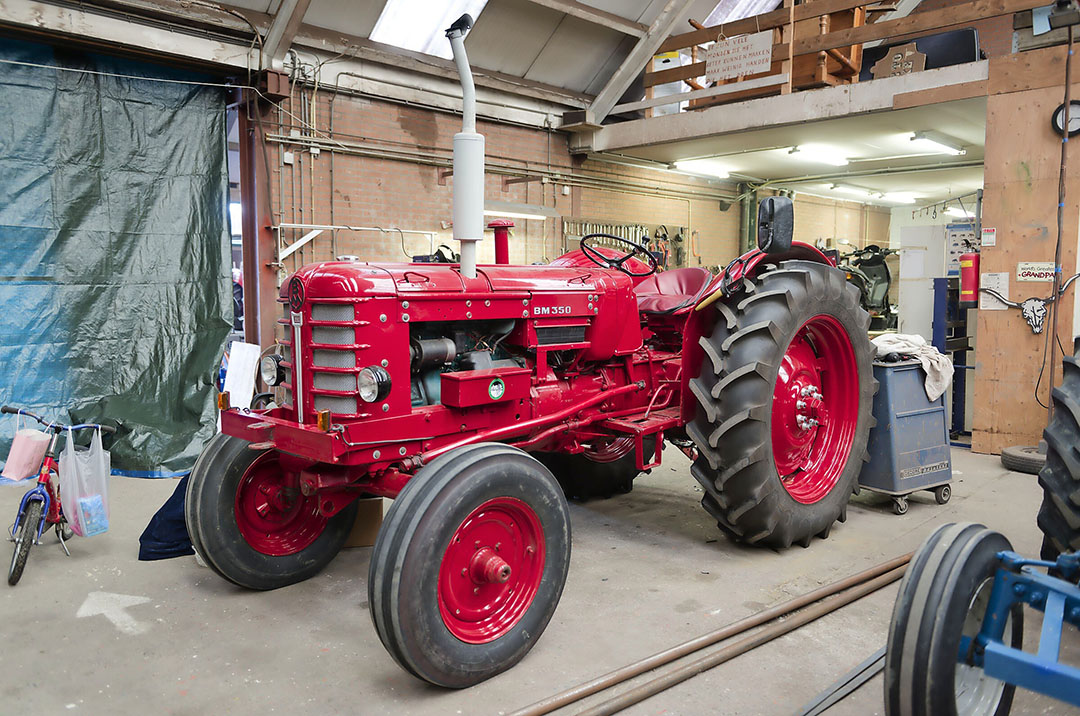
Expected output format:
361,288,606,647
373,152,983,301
446,14,484,279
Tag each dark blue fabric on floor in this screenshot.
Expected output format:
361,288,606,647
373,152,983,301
138,476,195,561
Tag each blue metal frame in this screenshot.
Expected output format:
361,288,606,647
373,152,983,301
958,550,1080,707
9,483,50,544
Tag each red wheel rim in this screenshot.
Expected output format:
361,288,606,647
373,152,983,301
234,452,327,555
437,497,545,644
770,315,859,504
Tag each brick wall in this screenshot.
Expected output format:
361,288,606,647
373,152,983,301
264,90,888,274
904,0,1012,58
793,194,892,249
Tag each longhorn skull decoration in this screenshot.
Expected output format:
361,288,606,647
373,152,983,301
980,273,1080,334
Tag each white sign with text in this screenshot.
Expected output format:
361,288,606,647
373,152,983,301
980,272,1010,310
1017,261,1054,282
705,31,773,82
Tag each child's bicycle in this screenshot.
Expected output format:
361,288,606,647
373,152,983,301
2,405,115,585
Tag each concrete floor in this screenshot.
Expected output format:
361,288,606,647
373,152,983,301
1,447,1077,715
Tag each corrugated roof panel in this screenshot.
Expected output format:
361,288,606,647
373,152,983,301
523,15,625,92
303,0,389,36
225,0,277,12
577,0,657,22
465,0,565,77
582,35,638,96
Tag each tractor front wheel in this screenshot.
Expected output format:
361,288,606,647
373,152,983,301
884,523,1021,716
185,435,358,590
368,443,571,688
688,260,876,548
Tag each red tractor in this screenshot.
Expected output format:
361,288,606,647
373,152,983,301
187,15,875,688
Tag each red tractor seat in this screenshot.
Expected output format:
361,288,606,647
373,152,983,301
634,267,714,314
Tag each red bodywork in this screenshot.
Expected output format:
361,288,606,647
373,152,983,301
220,243,833,513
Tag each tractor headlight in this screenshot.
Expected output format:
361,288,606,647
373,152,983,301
357,365,392,403
260,355,285,386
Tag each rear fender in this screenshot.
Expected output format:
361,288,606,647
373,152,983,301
677,241,834,424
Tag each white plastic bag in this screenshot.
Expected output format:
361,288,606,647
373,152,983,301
58,428,111,537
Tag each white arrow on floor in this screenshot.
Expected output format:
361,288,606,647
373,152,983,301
77,592,152,635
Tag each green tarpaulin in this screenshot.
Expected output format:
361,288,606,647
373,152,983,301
0,40,232,477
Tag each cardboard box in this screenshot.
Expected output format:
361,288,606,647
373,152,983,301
344,497,385,548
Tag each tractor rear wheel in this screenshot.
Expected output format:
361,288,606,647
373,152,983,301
369,443,571,688
185,435,358,590
687,260,876,548
1037,350,1080,559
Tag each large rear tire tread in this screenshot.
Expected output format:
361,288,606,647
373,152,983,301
687,261,876,549
884,522,1021,716
369,443,571,688
8,500,42,586
1038,354,1080,559
185,434,358,590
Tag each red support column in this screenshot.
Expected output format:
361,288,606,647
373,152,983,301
237,92,280,348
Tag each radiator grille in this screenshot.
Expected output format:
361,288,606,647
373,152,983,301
282,346,294,406
536,325,587,345
311,304,353,321
312,326,354,345
315,395,357,414
314,372,356,391
313,349,356,368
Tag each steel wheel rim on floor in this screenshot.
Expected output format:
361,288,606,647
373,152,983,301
234,452,327,556
954,577,1010,715
771,314,859,504
437,497,545,644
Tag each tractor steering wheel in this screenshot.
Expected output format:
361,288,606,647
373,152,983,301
579,233,658,277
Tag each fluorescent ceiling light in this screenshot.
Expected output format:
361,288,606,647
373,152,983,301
483,210,546,221
945,207,975,218
484,200,559,221
831,184,870,197
881,192,917,204
789,144,849,166
909,131,966,156
371,0,489,59
673,159,730,179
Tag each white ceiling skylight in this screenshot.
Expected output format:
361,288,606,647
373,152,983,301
704,0,782,26
370,0,489,59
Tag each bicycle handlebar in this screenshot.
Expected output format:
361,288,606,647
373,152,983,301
1,406,117,433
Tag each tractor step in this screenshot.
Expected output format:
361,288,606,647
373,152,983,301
601,407,681,470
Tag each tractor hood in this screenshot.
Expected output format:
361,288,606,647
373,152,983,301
282,261,624,301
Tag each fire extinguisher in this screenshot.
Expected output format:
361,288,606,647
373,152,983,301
959,252,980,308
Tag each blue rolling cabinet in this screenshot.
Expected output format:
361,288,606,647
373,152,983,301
858,359,953,514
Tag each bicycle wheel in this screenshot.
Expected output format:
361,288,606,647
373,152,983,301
8,500,42,586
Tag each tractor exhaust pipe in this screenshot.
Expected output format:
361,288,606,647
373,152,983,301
446,14,483,279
